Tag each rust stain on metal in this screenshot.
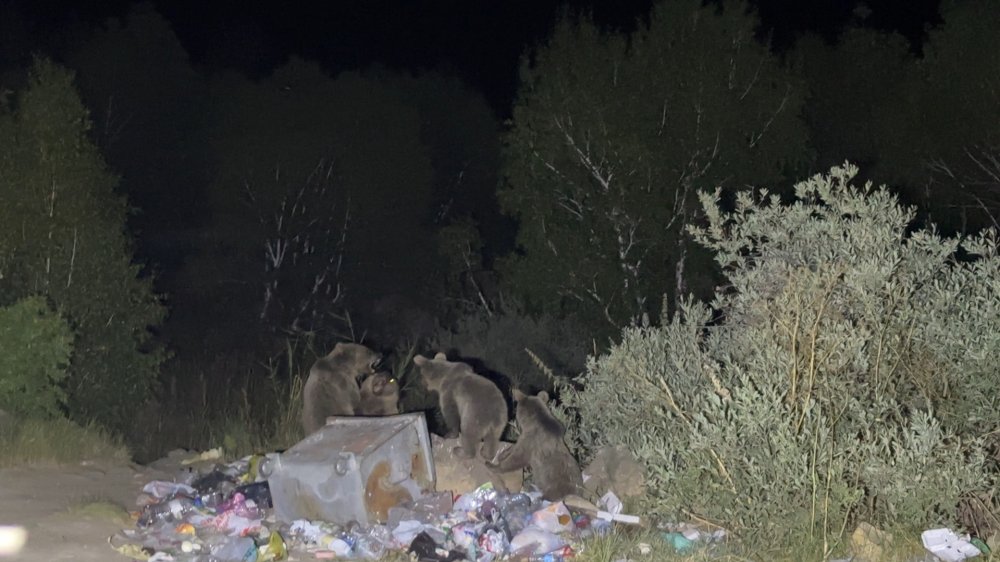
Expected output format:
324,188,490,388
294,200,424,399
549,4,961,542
364,461,412,523
410,451,432,490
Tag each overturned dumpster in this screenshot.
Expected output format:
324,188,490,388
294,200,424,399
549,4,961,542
262,413,436,526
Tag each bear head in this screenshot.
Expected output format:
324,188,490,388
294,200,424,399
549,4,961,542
332,342,382,379
412,352,475,393
363,371,400,398
512,388,565,437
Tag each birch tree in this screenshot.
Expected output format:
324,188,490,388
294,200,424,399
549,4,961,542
499,0,809,332
201,59,439,344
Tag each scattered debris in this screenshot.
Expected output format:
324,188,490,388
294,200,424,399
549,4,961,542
112,413,656,562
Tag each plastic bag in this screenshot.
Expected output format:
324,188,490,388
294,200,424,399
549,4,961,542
509,526,567,557
529,502,573,533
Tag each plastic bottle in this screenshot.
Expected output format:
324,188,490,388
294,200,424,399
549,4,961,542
352,532,386,560
196,489,226,509
213,536,258,562
138,496,198,527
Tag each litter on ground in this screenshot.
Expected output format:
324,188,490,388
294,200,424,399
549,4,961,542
111,412,987,562
111,413,672,561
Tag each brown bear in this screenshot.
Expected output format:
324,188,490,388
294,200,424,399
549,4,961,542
487,389,584,501
412,352,507,461
359,371,400,416
301,342,381,435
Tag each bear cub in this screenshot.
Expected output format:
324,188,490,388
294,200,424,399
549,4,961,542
301,342,380,435
413,352,507,461
487,389,584,501
359,371,400,416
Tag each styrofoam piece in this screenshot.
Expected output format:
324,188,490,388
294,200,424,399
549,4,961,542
921,528,982,561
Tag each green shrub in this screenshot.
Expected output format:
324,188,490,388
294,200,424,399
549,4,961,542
564,164,998,547
0,296,74,418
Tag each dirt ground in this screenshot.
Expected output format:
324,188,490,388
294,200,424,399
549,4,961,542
0,461,170,561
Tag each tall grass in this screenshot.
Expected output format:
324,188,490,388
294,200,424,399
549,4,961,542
0,416,130,467
128,337,312,463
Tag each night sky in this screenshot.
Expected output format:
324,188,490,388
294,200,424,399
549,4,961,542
6,0,942,116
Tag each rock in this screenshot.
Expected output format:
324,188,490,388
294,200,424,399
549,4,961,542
850,522,893,562
582,445,645,498
431,435,523,495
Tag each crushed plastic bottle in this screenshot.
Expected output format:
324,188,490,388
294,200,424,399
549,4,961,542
453,482,498,513
353,532,387,559
138,496,199,527
213,535,258,561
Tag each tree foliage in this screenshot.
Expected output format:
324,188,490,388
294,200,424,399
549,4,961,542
0,58,165,432
0,296,74,419
499,0,810,334
791,0,1000,233
562,164,998,546
914,0,1000,230
793,28,917,176
65,2,209,235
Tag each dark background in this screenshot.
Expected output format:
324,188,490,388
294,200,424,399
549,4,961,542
4,0,941,117
7,0,996,459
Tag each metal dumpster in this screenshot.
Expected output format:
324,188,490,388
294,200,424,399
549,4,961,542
261,412,436,526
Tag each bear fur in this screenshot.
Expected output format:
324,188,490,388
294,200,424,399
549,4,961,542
359,371,400,416
487,389,584,501
413,352,507,461
301,342,381,434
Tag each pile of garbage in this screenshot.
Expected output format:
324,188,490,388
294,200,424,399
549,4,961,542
110,450,676,562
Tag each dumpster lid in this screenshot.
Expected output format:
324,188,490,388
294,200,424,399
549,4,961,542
290,414,425,460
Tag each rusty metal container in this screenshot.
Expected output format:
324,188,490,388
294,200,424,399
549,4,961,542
261,413,436,525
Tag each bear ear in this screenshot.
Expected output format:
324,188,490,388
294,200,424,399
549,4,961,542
413,355,427,366
512,388,526,401
537,390,549,402
433,352,448,361
372,376,386,394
